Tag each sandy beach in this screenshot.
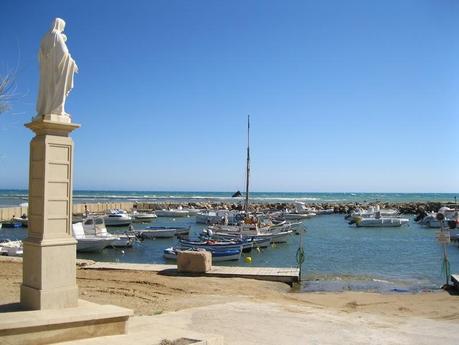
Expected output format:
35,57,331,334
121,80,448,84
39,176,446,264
1,258,458,344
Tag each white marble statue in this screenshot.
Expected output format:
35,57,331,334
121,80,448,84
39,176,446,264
36,18,78,118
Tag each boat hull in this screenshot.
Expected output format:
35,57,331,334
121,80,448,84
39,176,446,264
76,238,113,252
355,218,409,228
136,229,176,239
163,248,241,262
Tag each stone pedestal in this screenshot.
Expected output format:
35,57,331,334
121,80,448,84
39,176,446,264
0,115,133,343
21,116,80,310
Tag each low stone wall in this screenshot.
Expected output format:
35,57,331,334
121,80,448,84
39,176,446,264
72,202,134,215
0,207,29,221
0,202,134,221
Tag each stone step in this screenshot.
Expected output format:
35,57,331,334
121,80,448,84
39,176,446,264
0,300,132,345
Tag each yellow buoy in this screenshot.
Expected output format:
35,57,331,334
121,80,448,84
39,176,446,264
244,256,252,264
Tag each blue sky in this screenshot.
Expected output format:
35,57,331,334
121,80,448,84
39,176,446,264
0,0,458,192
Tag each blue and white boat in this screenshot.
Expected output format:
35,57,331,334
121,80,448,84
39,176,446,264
179,238,249,251
163,247,241,262
1,220,23,228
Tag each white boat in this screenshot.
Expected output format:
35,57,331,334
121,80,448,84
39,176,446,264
196,210,241,225
268,230,293,243
134,226,190,239
136,229,176,239
316,208,334,215
196,211,225,224
131,210,157,222
281,202,316,220
417,208,458,228
349,206,398,220
281,212,315,220
209,223,293,243
450,229,459,242
103,209,132,226
72,222,115,252
0,240,23,256
182,208,203,216
354,217,409,228
82,217,135,248
155,207,189,217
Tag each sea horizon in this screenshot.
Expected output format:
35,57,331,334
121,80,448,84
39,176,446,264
0,189,457,207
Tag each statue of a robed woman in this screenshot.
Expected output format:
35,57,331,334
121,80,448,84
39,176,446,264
36,18,78,118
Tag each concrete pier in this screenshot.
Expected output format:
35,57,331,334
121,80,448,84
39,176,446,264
83,261,300,285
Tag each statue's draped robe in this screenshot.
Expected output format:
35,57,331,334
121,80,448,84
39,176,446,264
36,21,77,116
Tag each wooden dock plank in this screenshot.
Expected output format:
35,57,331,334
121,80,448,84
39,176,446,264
83,262,299,284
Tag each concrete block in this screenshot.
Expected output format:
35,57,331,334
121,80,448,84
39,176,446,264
177,251,212,273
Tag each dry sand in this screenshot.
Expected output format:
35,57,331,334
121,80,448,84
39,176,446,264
1,258,458,344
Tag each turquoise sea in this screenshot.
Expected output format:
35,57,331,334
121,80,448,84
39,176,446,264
0,189,457,207
1,190,458,292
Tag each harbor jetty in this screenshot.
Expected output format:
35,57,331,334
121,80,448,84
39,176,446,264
0,200,456,221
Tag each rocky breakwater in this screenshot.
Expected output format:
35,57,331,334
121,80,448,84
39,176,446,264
135,201,457,215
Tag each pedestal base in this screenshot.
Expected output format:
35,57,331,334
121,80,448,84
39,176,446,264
20,285,79,311
21,238,78,310
0,300,133,345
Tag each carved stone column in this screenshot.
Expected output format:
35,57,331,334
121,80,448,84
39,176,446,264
21,115,80,310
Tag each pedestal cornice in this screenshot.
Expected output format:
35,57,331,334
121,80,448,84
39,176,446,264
25,117,80,136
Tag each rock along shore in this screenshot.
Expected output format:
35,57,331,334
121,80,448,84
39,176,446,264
133,201,457,215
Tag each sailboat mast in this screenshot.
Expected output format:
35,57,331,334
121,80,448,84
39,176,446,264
244,115,250,213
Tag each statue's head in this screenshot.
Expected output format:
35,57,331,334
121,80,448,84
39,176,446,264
52,18,66,33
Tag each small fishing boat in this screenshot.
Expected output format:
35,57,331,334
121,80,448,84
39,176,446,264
13,215,28,227
209,222,294,243
208,233,272,248
0,240,23,256
179,239,247,251
163,247,241,262
134,226,190,239
103,209,132,226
